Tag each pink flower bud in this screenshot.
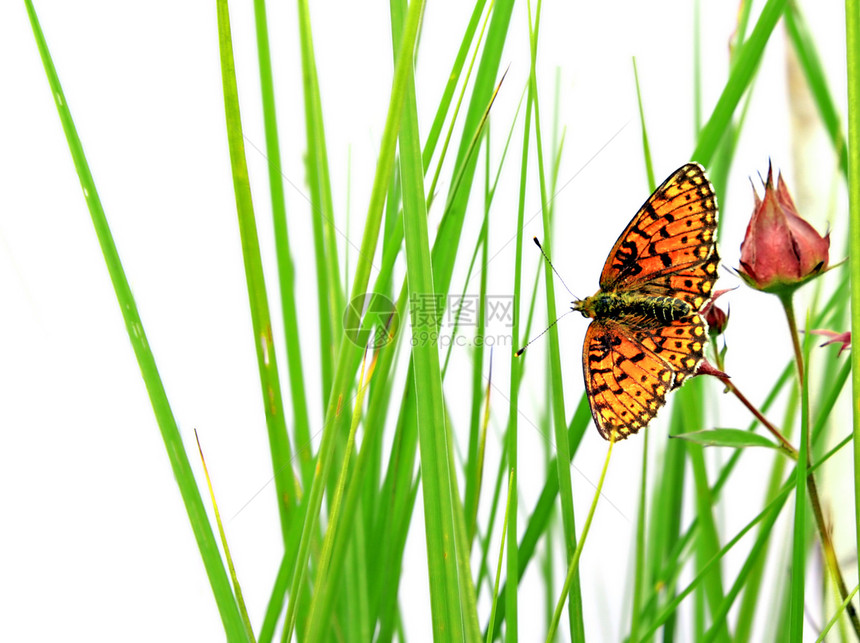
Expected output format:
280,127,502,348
738,163,830,293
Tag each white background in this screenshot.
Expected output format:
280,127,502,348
1,1,853,641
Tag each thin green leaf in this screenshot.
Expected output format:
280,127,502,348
251,0,314,490
24,2,249,639
670,428,782,450
281,0,424,635
218,0,298,541
845,0,860,619
692,0,787,165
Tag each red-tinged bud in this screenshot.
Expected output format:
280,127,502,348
809,329,851,356
738,163,830,294
701,289,731,336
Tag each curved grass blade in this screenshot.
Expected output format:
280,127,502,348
636,433,853,642
23,2,249,639
670,428,782,450
546,440,614,642
296,0,344,401
423,0,489,168
393,0,470,631
280,1,425,637
692,0,787,166
486,469,515,643
195,431,256,642
216,0,297,541
252,0,314,489
845,0,860,615
785,2,848,179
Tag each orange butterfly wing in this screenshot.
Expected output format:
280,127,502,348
582,315,708,441
581,163,719,441
599,163,719,307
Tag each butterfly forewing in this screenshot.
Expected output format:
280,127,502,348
599,163,719,304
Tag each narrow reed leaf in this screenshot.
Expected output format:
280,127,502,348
426,1,495,212
632,57,655,191
528,1,582,637
785,3,848,178
816,584,860,643
216,0,298,542
692,0,787,165
845,0,860,607
392,0,467,634
630,63,654,642
24,3,249,639
486,469,515,643
670,428,782,450
282,1,424,636
296,0,345,399
251,0,314,489
423,0,490,168
546,440,614,642
195,431,256,642
304,351,376,642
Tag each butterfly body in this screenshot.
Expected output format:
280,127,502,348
574,291,693,326
577,163,719,442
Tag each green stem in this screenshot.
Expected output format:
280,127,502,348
781,293,860,638
546,439,614,642
718,376,797,458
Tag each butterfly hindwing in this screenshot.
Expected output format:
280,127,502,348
582,320,673,441
582,314,708,440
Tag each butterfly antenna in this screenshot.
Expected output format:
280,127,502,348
515,309,574,357
533,237,577,300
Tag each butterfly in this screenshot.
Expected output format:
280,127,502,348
572,163,719,442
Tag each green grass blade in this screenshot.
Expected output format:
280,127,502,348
422,0,489,169
846,0,860,612
281,1,424,635
785,2,848,179
252,0,314,488
527,2,583,637
426,1,494,212
630,60,655,642
487,470,515,643
632,58,655,191
488,396,591,636
637,434,852,641
216,0,297,541
692,0,787,165
505,67,529,643
23,2,249,639
195,432,256,642
393,0,467,634
304,354,375,641
296,0,343,401
433,0,515,298
817,584,860,643
546,441,614,641
671,428,783,450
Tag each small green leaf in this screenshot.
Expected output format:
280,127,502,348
670,429,781,450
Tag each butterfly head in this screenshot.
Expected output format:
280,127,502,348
571,292,602,319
